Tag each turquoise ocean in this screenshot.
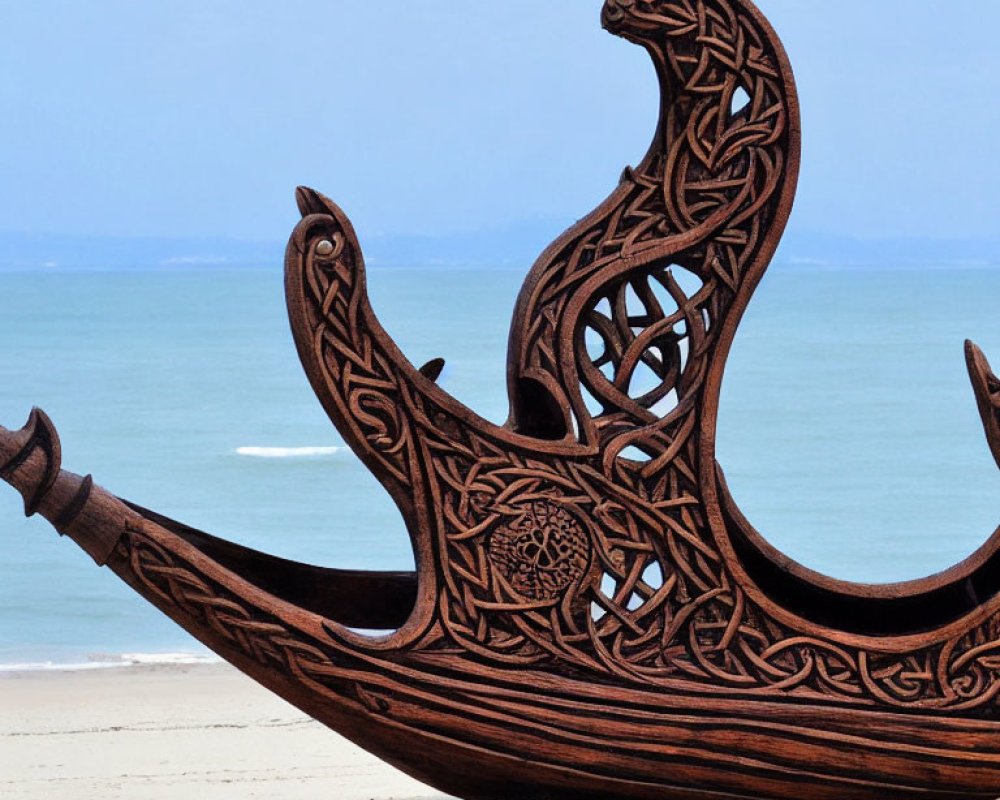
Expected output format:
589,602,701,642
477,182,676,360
2,263,1000,668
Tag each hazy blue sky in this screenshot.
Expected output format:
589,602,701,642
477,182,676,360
1,1,998,243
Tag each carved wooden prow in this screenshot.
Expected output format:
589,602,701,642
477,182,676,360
6,2,1000,799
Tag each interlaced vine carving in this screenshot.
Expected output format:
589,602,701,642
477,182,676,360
7,1,1000,796
120,525,330,672
278,0,1000,714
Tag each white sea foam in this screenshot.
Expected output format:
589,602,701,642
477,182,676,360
0,652,222,673
235,446,344,458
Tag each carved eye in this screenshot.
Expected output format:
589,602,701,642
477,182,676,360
315,239,335,256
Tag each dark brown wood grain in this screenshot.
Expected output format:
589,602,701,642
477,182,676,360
4,1,1000,798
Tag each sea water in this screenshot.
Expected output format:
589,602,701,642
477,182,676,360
1,264,999,667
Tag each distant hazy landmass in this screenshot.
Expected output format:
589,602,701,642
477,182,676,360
0,231,282,272
1,224,999,271
775,231,1000,270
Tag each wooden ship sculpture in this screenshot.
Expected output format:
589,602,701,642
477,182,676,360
6,1,1000,798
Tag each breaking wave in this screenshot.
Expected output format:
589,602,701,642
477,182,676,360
0,652,222,673
235,446,345,459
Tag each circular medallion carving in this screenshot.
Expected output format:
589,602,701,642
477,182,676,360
488,501,590,600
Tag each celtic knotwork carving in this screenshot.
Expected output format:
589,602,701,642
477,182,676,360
121,525,330,671
10,1,1000,797
277,0,1000,719
579,264,707,424
487,501,591,601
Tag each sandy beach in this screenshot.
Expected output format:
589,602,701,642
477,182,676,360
0,662,455,800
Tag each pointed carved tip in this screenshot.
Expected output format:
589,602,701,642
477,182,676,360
0,407,62,517
295,186,320,217
0,409,124,564
295,186,342,220
418,358,446,383
965,340,1000,471
966,339,997,389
